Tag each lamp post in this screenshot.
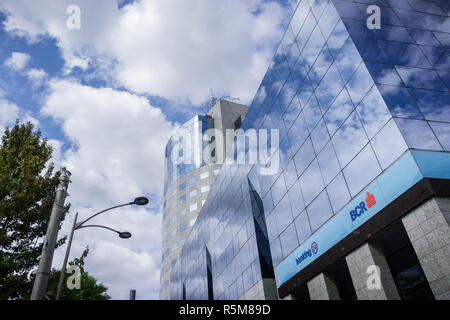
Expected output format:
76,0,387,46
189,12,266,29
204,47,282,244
55,197,149,300
31,170,71,300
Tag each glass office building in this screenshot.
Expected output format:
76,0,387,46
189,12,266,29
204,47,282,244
161,100,248,300
170,0,450,300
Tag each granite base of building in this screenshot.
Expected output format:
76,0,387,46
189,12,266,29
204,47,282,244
402,197,450,300
346,243,400,300
239,278,278,300
307,272,340,300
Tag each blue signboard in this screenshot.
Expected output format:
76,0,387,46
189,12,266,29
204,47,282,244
276,150,450,286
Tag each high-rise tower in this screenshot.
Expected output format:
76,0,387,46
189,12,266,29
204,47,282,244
160,99,248,299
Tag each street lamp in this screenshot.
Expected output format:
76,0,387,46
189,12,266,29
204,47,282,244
55,197,149,300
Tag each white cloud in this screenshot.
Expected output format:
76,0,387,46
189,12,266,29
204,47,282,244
0,0,293,104
0,90,40,138
41,79,174,298
42,79,175,203
0,97,19,129
4,52,30,71
26,68,48,86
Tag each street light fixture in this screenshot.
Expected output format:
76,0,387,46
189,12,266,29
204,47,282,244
119,232,132,239
55,196,149,300
133,197,149,206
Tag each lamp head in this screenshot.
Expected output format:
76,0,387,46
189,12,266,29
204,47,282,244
133,197,149,206
119,231,132,239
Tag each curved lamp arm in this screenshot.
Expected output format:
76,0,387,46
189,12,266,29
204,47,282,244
76,224,122,234
76,224,132,239
74,202,133,229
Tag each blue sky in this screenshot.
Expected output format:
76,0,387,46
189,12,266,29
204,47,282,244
0,0,296,299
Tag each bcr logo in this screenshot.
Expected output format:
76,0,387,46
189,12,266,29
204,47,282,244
365,192,376,208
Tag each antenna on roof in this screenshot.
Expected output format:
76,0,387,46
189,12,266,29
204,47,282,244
210,88,218,107
220,95,240,103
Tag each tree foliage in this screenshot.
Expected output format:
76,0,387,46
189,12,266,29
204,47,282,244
45,247,110,300
0,120,70,299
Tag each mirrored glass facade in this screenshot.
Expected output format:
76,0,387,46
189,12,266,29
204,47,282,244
164,115,214,194
161,101,248,299
170,0,450,300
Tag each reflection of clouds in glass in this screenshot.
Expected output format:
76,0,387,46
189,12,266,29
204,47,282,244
290,0,309,35
324,87,354,136
317,0,340,41
429,121,450,151
310,0,328,18
343,144,381,197
370,119,407,170
326,20,348,57
294,210,311,245
282,96,301,132
278,75,297,113
317,141,341,185
279,136,291,169
376,84,424,119
335,37,362,82
420,46,449,70
299,159,324,206
287,111,309,155
407,0,446,15
271,173,287,206
395,66,446,91
293,136,315,176
365,61,403,86
373,24,413,43
437,70,450,89
280,223,299,257
252,86,266,109
283,158,298,190
394,118,443,150
303,94,322,131
302,26,325,70
346,62,374,106
306,190,333,232
288,180,305,218
315,63,344,112
380,40,431,68
326,172,350,214
309,46,333,87
295,11,316,52
310,118,330,154
408,28,441,46
332,110,368,168
273,193,293,232
432,31,450,47
297,76,313,107
356,85,392,139
408,89,450,122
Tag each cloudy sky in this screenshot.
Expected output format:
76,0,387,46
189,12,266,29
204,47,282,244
0,0,297,299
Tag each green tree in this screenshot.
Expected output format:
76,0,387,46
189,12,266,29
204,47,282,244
0,120,70,299
45,247,110,300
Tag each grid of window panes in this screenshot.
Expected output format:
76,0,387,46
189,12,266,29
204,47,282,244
170,0,449,299
164,115,214,194
171,162,266,300
331,0,449,151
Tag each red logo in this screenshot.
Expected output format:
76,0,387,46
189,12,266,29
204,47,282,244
365,192,376,208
